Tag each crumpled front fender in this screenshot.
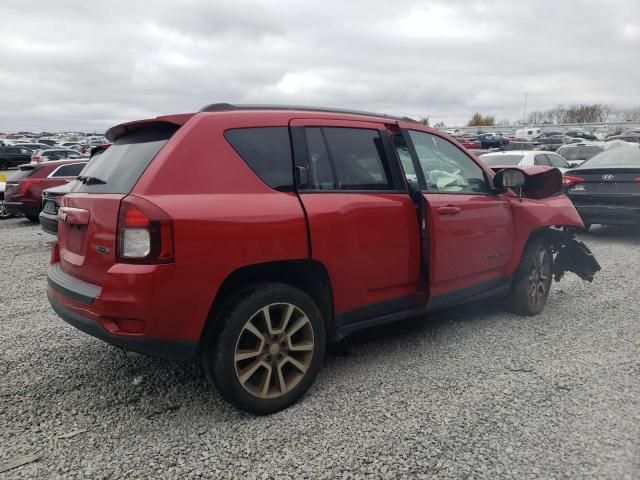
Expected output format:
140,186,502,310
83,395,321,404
542,229,601,282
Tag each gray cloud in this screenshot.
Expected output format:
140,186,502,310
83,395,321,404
0,0,638,131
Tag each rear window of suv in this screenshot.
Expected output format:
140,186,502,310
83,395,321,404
72,126,177,194
8,165,41,181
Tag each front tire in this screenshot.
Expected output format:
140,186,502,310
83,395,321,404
508,238,553,316
202,283,326,414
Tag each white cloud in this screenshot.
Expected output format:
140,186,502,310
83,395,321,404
0,0,638,131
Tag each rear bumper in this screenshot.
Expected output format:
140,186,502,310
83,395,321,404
39,210,59,235
48,291,197,360
47,263,199,361
5,201,39,217
573,204,640,225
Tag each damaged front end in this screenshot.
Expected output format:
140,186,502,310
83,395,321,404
544,229,601,282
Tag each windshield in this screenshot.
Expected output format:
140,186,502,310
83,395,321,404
480,154,524,166
72,125,177,194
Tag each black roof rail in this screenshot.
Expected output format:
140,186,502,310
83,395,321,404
198,103,418,123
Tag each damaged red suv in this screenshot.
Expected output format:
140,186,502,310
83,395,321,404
47,104,600,414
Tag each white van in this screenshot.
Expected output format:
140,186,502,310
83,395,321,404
515,127,542,139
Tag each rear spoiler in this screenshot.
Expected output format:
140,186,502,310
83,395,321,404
105,113,194,142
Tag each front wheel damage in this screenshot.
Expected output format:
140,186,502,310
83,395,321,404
542,229,601,282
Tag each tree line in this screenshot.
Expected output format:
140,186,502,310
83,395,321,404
421,104,640,127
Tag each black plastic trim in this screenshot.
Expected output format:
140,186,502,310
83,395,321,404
4,202,40,217
426,277,511,312
47,264,101,305
39,211,58,235
48,292,197,361
330,277,512,342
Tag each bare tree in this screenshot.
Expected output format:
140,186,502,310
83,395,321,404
418,116,430,127
468,112,495,127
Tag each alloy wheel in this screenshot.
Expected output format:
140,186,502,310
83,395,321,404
528,246,550,309
234,303,314,399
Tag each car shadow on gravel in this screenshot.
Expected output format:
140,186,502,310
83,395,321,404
328,298,506,355
45,299,504,417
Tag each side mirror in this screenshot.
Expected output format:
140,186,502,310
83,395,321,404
494,168,526,190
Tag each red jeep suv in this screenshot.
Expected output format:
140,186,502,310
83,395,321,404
47,104,599,414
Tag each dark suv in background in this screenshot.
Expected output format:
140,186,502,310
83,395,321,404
0,146,34,170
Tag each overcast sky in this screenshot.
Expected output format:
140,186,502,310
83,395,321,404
1,0,638,132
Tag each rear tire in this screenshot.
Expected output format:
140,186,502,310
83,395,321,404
201,283,326,415
508,237,553,316
26,214,40,223
0,200,13,219
0,160,8,170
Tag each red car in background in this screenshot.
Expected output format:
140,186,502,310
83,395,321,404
457,137,481,150
4,160,87,222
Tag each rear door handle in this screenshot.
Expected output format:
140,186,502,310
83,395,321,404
437,205,461,216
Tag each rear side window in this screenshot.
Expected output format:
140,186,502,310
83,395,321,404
73,125,176,194
224,127,293,190
50,163,86,177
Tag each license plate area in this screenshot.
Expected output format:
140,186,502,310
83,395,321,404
65,224,88,255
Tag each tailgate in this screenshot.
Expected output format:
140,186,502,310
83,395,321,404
56,123,181,286
58,194,124,285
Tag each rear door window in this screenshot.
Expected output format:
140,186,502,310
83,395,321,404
72,125,177,194
322,127,392,190
304,128,335,190
224,127,293,190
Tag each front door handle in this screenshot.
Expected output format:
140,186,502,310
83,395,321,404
437,205,461,216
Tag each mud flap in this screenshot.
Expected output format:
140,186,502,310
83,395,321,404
545,230,601,282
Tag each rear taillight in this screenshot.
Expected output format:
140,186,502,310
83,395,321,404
562,175,584,188
11,179,36,196
117,196,174,264
634,177,640,183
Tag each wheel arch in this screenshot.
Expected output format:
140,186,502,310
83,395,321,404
200,259,334,343
510,226,600,283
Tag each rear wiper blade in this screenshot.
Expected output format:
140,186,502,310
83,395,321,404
77,175,107,185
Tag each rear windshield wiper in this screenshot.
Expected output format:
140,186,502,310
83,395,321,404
77,175,107,185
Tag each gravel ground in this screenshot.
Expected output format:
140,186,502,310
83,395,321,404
0,217,638,479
